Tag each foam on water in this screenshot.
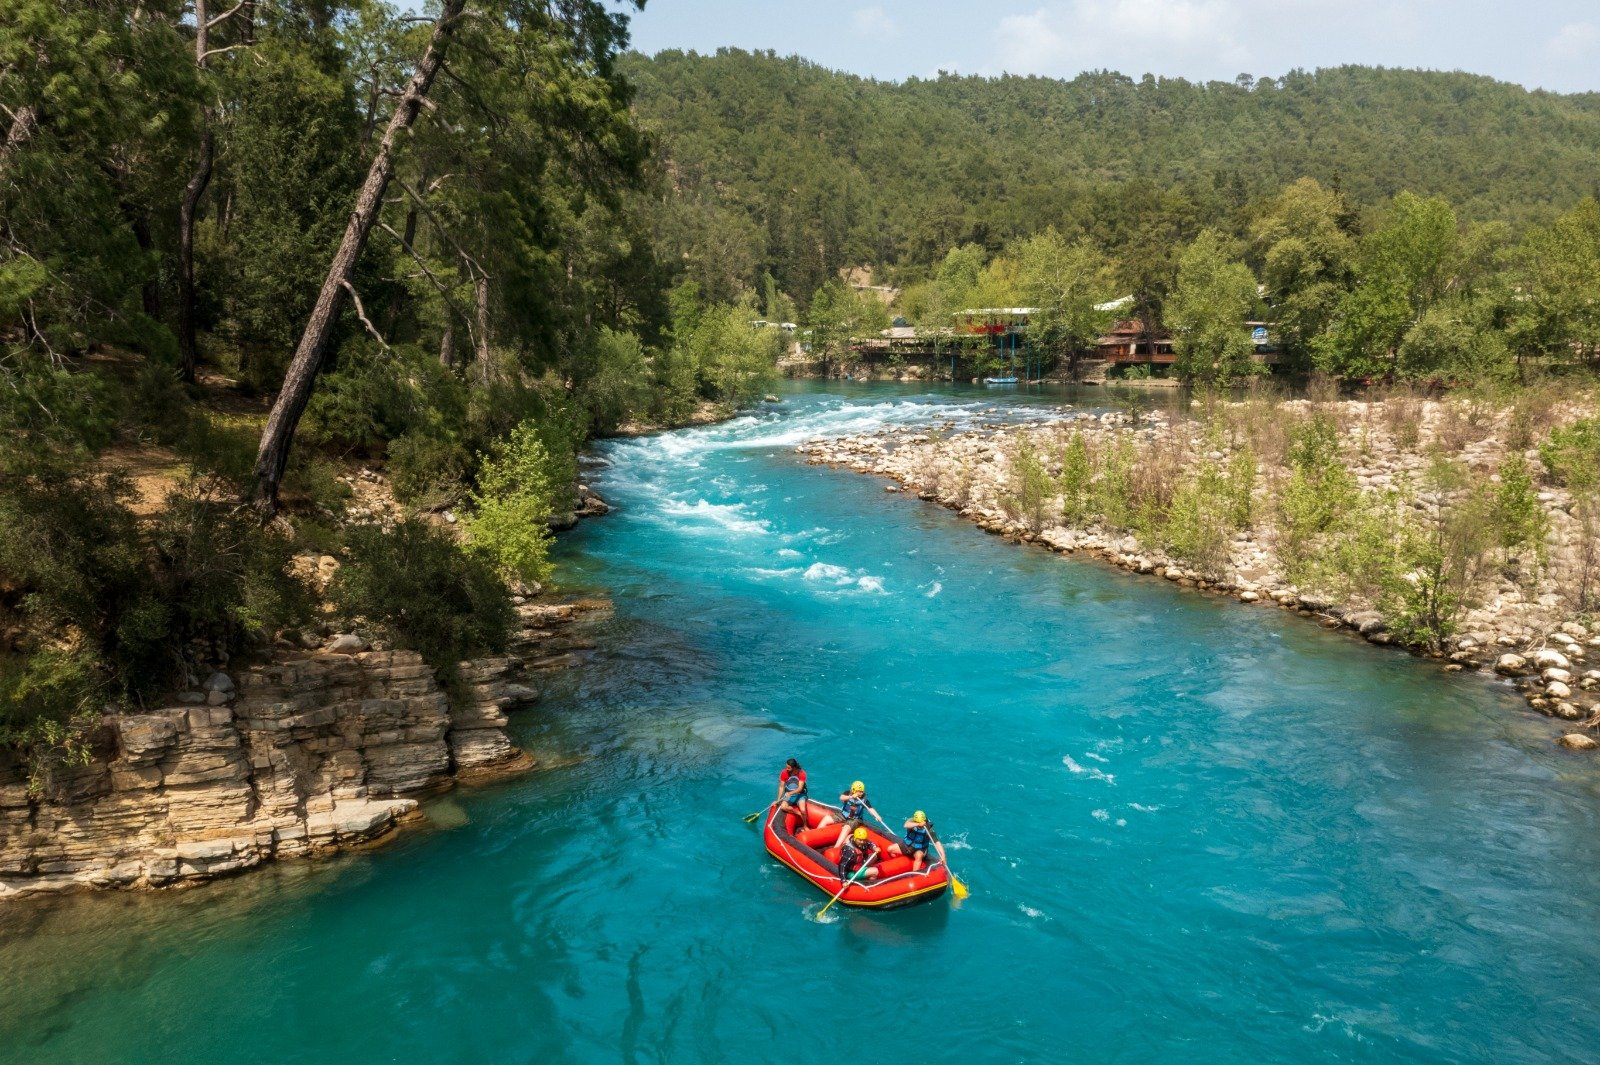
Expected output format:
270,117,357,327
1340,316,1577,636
1063,754,1116,785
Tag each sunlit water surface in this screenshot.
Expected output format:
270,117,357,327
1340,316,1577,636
4,382,1600,1064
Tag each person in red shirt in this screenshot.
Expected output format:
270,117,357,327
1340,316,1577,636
775,757,809,828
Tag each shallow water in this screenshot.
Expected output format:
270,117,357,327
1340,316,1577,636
5,381,1600,1064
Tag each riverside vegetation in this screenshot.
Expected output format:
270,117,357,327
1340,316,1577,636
798,383,1600,741
0,2,783,812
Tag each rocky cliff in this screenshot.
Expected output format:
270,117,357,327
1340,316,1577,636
0,600,600,901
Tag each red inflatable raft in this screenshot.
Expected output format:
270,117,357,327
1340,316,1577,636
762,799,949,909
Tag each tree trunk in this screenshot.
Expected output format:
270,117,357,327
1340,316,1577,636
178,128,214,382
474,272,491,384
439,325,455,368
253,0,467,515
0,104,38,179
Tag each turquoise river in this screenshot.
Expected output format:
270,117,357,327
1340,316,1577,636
4,382,1600,1064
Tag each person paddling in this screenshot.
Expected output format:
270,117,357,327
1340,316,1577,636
822,780,890,848
890,810,947,874
775,758,809,828
837,826,881,883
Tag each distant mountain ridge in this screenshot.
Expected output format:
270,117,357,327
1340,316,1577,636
623,48,1600,301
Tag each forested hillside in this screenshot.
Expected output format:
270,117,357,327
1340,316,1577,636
628,49,1600,303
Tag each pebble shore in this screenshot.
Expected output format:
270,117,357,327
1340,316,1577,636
796,397,1600,747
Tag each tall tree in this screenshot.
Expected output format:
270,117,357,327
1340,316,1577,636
253,0,467,514
1250,177,1355,372
1167,229,1261,383
1015,227,1113,373
177,0,255,383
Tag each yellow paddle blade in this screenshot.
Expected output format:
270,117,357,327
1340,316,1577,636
743,810,762,823
950,874,969,900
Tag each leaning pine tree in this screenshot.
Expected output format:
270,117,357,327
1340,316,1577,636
252,0,467,516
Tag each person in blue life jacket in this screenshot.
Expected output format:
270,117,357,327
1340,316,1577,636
889,810,948,874
837,826,881,883
820,780,891,849
775,758,808,827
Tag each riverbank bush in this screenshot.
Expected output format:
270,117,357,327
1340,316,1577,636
332,520,513,678
464,421,564,587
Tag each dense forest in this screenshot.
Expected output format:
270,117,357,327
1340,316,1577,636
5,12,1600,785
629,49,1600,305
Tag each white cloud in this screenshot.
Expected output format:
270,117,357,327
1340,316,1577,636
992,9,1071,74
988,0,1248,78
852,6,897,38
1546,21,1600,61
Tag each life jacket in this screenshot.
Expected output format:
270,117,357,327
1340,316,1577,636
839,840,877,874
780,770,805,799
904,823,931,850
842,794,869,819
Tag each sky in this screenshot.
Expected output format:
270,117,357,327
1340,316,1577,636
622,0,1600,94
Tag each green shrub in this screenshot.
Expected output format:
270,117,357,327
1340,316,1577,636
1540,417,1600,489
332,518,513,675
464,421,564,586
577,328,650,434
0,648,105,798
1161,461,1233,571
1225,445,1257,529
149,479,316,661
1005,436,1053,531
1057,432,1094,523
387,431,471,509
282,454,354,515
1489,454,1548,561
0,355,117,461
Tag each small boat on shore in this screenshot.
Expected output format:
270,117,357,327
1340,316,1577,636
761,800,950,909
983,375,1018,385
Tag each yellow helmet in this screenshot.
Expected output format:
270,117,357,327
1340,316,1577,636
850,780,865,794
852,826,869,842
912,810,927,824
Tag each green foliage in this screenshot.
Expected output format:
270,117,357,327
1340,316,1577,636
1057,432,1093,523
148,479,316,660
1488,454,1548,560
1252,178,1356,372
1094,437,1138,531
1005,436,1053,532
0,451,314,713
332,519,513,677
1226,445,1258,529
1016,228,1113,369
0,648,104,798
1276,415,1363,584
806,281,888,366
1167,230,1262,383
1540,417,1600,489
1160,460,1234,571
388,431,471,509
464,421,565,587
576,328,649,434
1379,456,1496,649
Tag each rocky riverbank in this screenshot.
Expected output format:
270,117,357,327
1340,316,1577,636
797,394,1600,746
0,598,606,901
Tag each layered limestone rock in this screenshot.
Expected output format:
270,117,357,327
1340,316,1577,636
0,600,600,900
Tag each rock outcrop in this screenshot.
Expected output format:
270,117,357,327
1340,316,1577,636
0,600,601,901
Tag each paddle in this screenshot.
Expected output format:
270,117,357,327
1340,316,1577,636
818,852,878,919
742,809,765,824
930,830,968,900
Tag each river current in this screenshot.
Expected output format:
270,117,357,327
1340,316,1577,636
4,382,1600,1063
